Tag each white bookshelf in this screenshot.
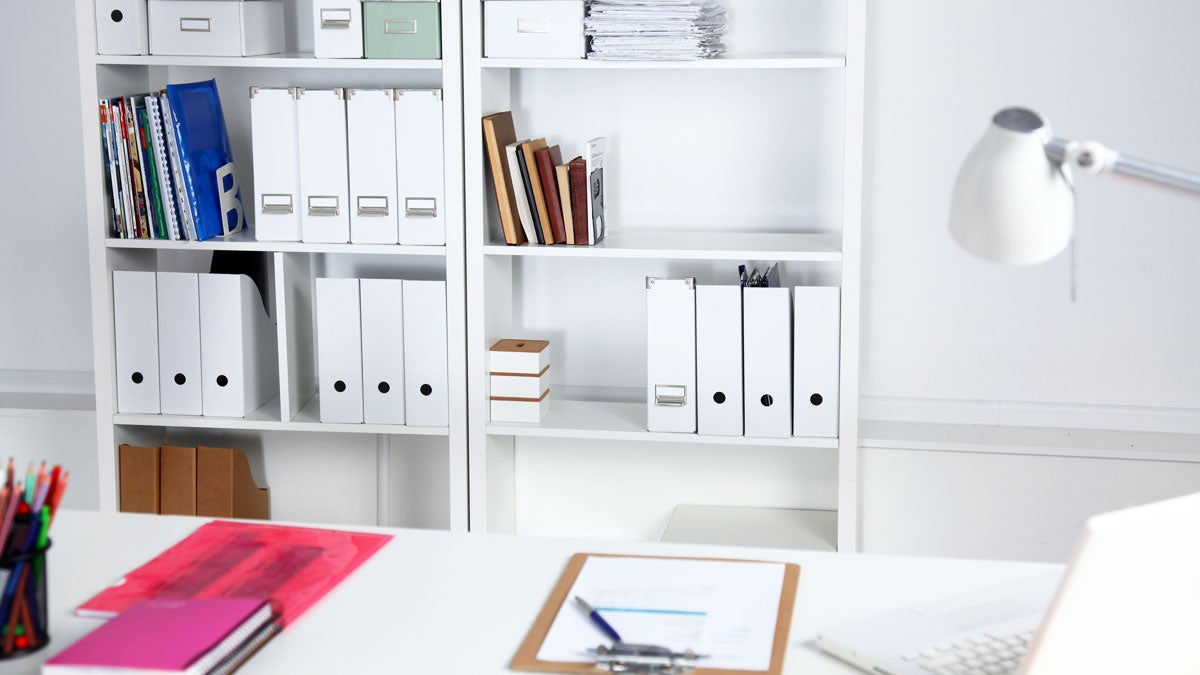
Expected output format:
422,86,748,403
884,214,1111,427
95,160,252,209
464,0,865,549
73,0,467,530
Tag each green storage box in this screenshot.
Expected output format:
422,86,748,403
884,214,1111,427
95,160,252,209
363,1,441,59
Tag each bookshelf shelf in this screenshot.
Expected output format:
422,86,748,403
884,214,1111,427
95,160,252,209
480,55,846,70
105,233,448,257
483,231,842,262
486,398,839,449
112,395,449,436
95,54,442,71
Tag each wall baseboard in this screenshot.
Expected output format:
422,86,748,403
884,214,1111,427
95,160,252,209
861,396,1200,436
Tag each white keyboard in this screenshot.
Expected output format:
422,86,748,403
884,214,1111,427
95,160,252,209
902,626,1036,675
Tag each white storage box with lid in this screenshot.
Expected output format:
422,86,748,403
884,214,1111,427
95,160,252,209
313,0,364,58
148,0,284,56
96,0,149,55
483,0,583,59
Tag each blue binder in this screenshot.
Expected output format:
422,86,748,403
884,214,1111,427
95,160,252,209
166,80,244,241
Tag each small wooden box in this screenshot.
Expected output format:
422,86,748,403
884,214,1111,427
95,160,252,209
489,338,550,375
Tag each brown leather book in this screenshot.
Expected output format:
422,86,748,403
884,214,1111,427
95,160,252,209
481,112,526,245
556,163,574,245
568,157,588,245
534,145,566,244
521,138,554,245
119,444,159,514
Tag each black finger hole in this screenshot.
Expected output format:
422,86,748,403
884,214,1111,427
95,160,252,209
174,373,186,385
810,393,823,406
420,384,433,396
378,381,390,394
216,375,229,387
712,391,726,404
111,9,123,22
760,394,774,407
334,380,346,393
131,371,143,384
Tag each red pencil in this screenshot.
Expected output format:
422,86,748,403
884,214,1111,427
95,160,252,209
48,471,68,521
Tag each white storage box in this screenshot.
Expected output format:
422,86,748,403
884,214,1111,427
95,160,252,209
491,370,549,399
484,0,583,59
96,0,149,55
149,0,284,56
489,338,550,374
313,1,364,58
491,391,550,423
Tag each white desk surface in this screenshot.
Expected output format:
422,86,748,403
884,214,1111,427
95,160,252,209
15,511,1060,674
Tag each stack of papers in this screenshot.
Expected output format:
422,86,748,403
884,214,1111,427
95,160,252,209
584,0,727,61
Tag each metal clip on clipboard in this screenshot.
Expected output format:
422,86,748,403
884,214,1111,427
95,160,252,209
588,642,708,674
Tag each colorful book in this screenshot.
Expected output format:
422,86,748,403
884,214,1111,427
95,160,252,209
76,520,391,626
111,99,136,239
555,162,574,245
138,107,167,239
568,156,588,246
44,598,278,675
166,79,244,241
481,112,526,245
521,138,553,245
534,145,566,244
122,97,151,238
98,103,124,238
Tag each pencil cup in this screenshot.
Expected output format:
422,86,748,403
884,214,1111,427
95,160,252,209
0,537,51,658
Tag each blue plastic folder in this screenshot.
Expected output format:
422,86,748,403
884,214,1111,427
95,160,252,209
166,80,244,241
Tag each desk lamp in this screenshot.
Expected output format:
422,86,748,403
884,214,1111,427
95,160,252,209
949,107,1200,265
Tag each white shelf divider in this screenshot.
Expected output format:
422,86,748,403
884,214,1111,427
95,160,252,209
481,55,846,70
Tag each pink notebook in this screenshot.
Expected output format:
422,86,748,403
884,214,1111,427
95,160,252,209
45,598,276,673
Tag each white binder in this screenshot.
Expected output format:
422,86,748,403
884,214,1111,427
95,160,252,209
250,87,301,242
793,286,841,438
96,0,148,55
394,89,445,245
402,280,448,426
198,274,279,418
113,271,160,414
646,277,696,433
315,278,363,423
156,272,202,416
743,287,792,438
312,1,364,58
347,89,399,244
696,285,743,436
360,279,406,424
298,88,350,243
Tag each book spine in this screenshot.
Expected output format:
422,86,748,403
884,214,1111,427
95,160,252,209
122,98,150,238
556,163,574,245
147,97,181,241
482,117,524,246
99,103,122,238
113,100,137,239
139,108,167,239
569,158,588,246
536,149,566,244
516,147,544,245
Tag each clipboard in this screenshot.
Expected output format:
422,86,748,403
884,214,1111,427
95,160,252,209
510,552,801,675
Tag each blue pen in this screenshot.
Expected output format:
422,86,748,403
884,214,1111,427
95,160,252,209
575,596,622,644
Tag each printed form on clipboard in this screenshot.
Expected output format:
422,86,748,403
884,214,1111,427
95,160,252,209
512,553,800,675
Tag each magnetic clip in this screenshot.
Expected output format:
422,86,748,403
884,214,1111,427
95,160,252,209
588,642,708,674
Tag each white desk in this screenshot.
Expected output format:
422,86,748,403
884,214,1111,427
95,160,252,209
16,511,1059,674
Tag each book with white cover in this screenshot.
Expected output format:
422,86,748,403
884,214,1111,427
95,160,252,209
585,137,607,245
505,140,538,244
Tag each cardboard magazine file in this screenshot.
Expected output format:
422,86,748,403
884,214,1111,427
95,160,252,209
118,444,160,514
159,445,198,516
197,447,270,520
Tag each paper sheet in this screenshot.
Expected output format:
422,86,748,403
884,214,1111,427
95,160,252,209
536,556,785,671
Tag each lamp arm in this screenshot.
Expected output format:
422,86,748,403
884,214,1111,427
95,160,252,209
1045,136,1200,196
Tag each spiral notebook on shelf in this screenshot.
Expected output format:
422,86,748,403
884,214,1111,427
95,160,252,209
511,553,800,675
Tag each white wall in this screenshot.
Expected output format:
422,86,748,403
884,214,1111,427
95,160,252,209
862,1,1200,417
0,1,92,375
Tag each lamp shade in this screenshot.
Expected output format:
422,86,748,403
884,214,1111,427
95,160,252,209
949,108,1075,265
